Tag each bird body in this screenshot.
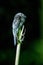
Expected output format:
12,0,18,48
12,12,26,45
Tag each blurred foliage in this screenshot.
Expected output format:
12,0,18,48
0,0,43,65
0,39,43,65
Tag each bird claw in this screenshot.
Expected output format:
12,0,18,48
17,25,26,44
20,36,25,42
22,29,26,37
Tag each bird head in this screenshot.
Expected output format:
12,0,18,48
14,12,26,24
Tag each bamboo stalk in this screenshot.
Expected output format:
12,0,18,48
15,25,24,65
15,43,21,65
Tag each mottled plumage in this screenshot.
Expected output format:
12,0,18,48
12,12,26,45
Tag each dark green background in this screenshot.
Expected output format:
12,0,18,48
0,0,43,65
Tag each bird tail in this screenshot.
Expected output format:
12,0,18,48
13,34,16,45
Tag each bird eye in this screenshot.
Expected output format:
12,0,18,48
19,16,21,19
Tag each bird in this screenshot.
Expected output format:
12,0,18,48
12,12,26,45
